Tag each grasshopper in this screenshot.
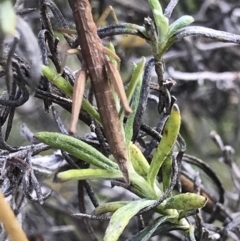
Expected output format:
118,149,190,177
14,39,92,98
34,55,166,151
68,0,132,183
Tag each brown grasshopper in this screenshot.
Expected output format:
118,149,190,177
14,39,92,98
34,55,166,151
68,0,132,183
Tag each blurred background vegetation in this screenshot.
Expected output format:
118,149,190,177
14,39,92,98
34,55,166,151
1,0,240,240
6,0,240,191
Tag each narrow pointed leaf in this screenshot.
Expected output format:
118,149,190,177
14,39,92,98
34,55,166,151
147,104,181,190
125,58,146,146
93,201,130,215
129,172,160,199
129,143,150,177
107,42,118,67
104,199,155,241
34,132,118,170
168,15,194,39
126,223,188,241
58,169,122,181
162,155,172,192
119,58,145,119
41,65,73,96
127,215,175,241
148,0,169,40
187,225,197,241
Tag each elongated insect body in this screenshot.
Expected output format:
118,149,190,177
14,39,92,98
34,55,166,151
68,0,129,183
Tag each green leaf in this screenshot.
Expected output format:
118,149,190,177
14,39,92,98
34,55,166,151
129,172,160,199
187,225,197,241
41,65,101,123
93,201,130,215
168,15,194,39
126,58,145,104
34,132,118,170
41,65,73,97
163,193,207,211
148,0,169,40
119,58,145,120
162,154,172,192
148,0,163,16
107,42,118,67
125,57,146,146
104,199,155,241
147,104,181,190
129,143,150,178
58,169,122,181
126,222,188,241
127,215,175,241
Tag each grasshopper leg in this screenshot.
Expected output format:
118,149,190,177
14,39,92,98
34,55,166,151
96,5,118,27
69,67,87,135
